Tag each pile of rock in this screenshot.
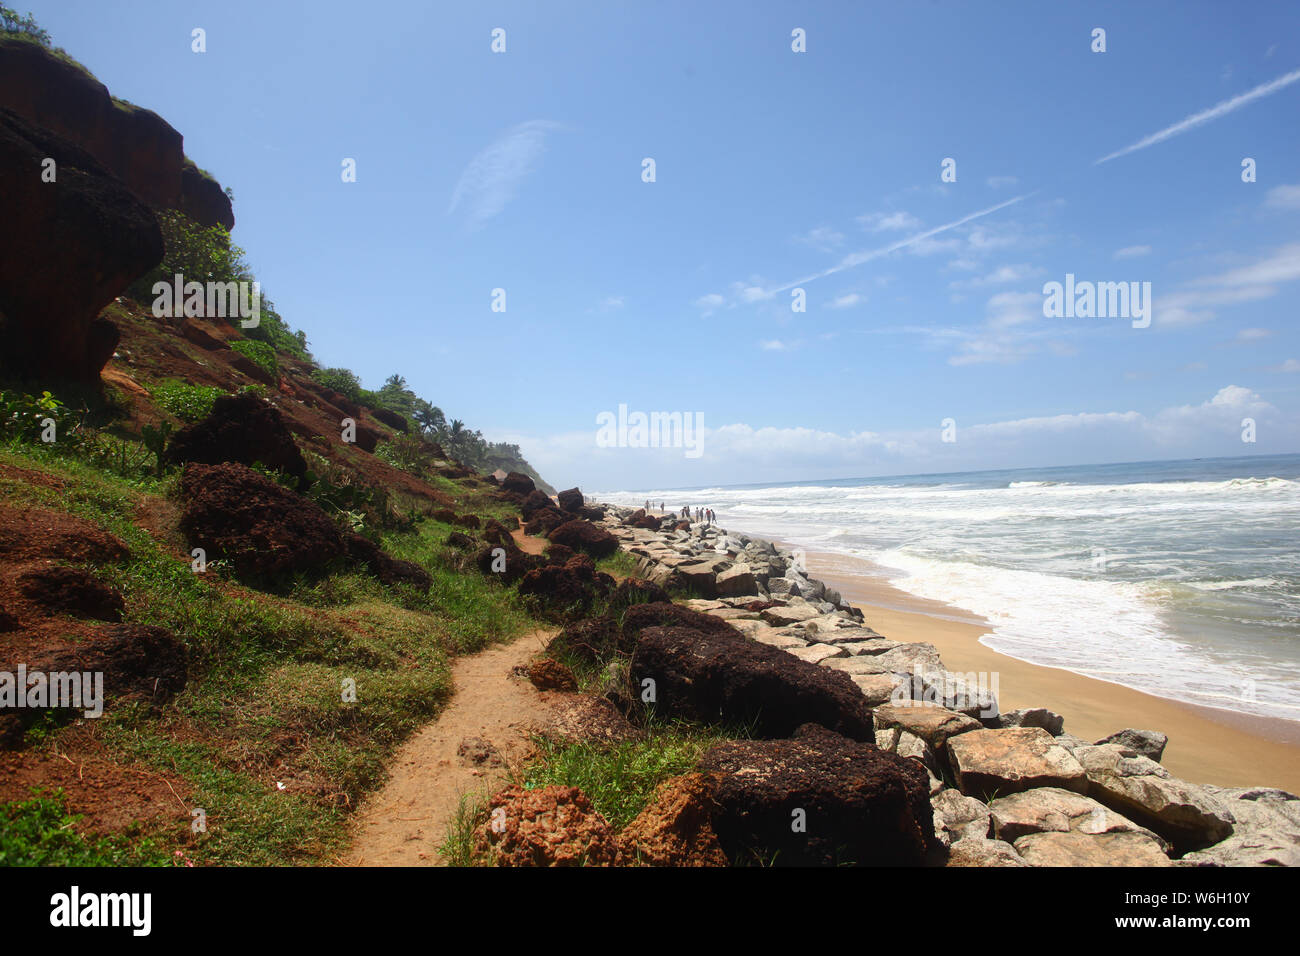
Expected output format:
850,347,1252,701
553,502,1300,868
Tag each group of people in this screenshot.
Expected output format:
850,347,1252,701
680,504,716,525
641,500,717,525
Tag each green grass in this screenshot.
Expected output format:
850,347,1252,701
439,791,492,866
522,722,738,831
0,791,171,867
0,443,540,865
596,549,639,579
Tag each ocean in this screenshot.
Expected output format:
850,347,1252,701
596,454,1300,723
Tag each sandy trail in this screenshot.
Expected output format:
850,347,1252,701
344,629,556,866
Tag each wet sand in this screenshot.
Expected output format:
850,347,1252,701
805,549,1300,795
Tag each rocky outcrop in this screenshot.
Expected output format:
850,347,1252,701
0,106,161,385
163,393,308,484
180,462,343,579
556,487,584,514
0,37,233,230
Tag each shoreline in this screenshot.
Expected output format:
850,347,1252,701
800,546,1300,795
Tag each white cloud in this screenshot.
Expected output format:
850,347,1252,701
1095,68,1300,165
1264,184,1300,209
1272,358,1300,372
949,263,1043,290
448,120,561,228
1156,243,1300,326
522,387,1289,490
694,293,725,315
1114,245,1152,259
858,210,923,232
795,226,845,250
758,339,788,351
599,296,624,309
828,293,864,309
1236,327,1273,342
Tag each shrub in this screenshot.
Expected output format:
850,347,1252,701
0,6,50,45
0,389,81,446
149,380,224,423
311,368,363,404
230,339,278,380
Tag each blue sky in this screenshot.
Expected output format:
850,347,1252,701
37,0,1300,490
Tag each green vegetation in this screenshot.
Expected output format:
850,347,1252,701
125,211,309,359
0,791,170,866
148,378,225,423
311,367,363,403
0,5,48,45
230,339,278,380
524,725,729,830
0,438,539,865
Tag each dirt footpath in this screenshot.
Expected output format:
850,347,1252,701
344,629,556,866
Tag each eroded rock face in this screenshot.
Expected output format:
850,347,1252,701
0,106,161,385
1095,728,1168,762
873,703,982,753
179,461,344,579
931,789,992,845
698,724,938,866
1181,787,1300,867
0,38,233,230
473,785,622,867
163,393,308,483
619,772,728,867
629,626,874,741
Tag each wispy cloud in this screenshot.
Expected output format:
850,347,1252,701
770,194,1032,294
794,226,845,250
986,175,1019,189
1265,184,1300,209
858,210,923,232
828,293,865,309
1156,243,1300,325
1114,245,1152,259
1095,68,1300,165
448,120,561,228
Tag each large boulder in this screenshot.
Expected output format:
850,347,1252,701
873,703,983,754
1071,744,1235,853
698,723,939,866
1014,830,1173,867
517,555,612,619
179,462,343,579
629,626,874,741
547,519,618,559
988,786,1168,849
1095,728,1168,762
0,106,161,385
1181,787,1300,867
946,728,1088,800
163,392,308,483
519,490,554,518
945,837,1029,867
556,487,584,514
500,472,535,496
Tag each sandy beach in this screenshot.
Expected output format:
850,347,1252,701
805,549,1300,795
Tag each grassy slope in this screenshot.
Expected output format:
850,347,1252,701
0,443,536,866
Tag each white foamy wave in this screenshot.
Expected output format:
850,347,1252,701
872,549,1300,721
